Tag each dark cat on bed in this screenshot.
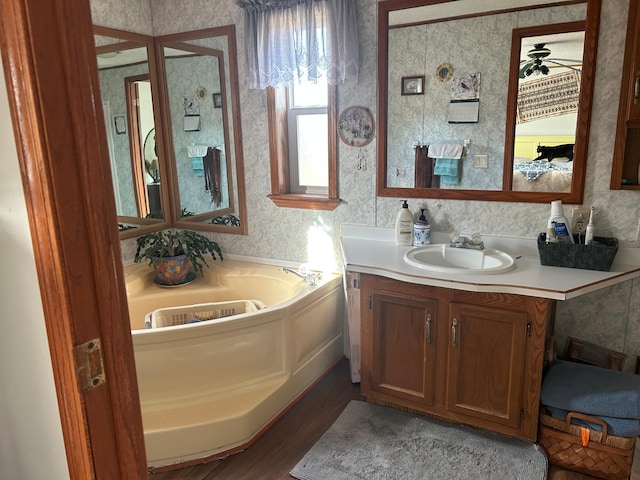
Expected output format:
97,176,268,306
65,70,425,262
534,144,574,162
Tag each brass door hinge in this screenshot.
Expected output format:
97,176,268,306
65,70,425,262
73,338,106,393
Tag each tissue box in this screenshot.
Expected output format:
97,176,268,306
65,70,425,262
537,233,618,271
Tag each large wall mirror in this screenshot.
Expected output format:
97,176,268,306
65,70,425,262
155,25,247,234
377,0,600,203
94,26,171,238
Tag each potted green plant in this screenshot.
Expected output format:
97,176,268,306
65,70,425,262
134,229,223,285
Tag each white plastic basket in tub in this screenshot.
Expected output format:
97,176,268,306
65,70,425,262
144,299,267,329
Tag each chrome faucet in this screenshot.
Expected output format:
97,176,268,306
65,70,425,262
282,265,319,286
449,232,484,250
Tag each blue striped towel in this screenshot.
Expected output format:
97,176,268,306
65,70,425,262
434,158,459,184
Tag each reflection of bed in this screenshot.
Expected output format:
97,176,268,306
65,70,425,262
513,136,574,192
513,159,573,192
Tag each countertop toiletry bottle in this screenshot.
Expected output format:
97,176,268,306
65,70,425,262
548,200,574,244
395,200,413,246
585,207,595,246
413,209,431,246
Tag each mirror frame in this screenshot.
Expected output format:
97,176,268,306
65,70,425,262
94,25,172,238
376,0,601,204
154,25,248,235
503,21,588,198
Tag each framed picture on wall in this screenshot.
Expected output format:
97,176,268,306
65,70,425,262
401,75,425,95
112,114,127,135
213,93,223,108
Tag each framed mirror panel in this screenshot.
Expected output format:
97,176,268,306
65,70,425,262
94,26,171,238
377,0,600,203
155,25,247,234
505,23,586,196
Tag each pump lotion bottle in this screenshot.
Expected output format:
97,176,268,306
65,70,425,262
395,200,413,245
413,209,431,246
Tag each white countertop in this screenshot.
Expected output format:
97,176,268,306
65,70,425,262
340,225,640,300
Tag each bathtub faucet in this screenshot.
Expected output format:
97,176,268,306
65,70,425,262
282,265,319,286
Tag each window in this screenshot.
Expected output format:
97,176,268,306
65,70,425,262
288,79,328,194
267,80,340,210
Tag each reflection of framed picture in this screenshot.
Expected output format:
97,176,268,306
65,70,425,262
112,114,127,135
212,93,223,108
401,75,425,95
183,97,199,116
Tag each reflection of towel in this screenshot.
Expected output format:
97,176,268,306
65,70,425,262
187,144,209,157
434,158,459,184
203,147,221,206
190,157,203,169
541,360,640,420
414,145,439,188
428,143,463,159
190,157,204,177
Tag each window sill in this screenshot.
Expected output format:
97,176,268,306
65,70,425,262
267,193,342,210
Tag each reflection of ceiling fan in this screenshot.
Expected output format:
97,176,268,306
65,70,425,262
519,43,581,79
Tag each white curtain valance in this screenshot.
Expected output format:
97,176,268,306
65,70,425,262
237,0,359,89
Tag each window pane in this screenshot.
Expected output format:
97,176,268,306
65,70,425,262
292,80,328,108
297,113,328,187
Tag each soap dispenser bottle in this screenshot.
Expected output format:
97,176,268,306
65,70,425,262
548,200,574,244
395,200,413,245
413,209,431,246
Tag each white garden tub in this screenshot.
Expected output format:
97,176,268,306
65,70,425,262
125,258,344,469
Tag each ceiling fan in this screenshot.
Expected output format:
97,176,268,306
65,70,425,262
519,43,581,79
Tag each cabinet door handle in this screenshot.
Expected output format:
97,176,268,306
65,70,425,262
451,318,457,348
426,313,432,344
635,72,640,105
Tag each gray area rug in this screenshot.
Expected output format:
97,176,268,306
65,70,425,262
290,400,547,480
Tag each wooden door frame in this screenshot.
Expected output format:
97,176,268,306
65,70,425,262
0,0,147,478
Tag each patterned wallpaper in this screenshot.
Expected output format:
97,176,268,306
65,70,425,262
93,0,640,371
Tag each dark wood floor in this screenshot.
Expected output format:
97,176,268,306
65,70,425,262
149,358,363,480
148,358,599,480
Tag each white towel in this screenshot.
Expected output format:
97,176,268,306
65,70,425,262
428,143,463,159
187,144,209,157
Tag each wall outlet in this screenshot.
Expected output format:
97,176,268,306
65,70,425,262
473,155,488,168
572,208,590,234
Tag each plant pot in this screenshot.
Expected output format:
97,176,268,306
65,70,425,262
152,254,190,285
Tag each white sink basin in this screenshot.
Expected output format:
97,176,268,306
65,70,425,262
404,245,516,275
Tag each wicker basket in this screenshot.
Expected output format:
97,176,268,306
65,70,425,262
538,411,636,479
537,233,618,271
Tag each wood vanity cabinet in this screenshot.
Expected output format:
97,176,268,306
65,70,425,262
611,0,640,189
359,273,553,441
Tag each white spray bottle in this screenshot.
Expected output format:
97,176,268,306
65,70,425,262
548,200,574,244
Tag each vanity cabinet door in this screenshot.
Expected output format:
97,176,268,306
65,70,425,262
359,274,550,441
368,292,438,406
446,302,528,429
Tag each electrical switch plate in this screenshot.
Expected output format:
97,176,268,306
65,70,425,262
473,155,488,168
572,208,591,234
